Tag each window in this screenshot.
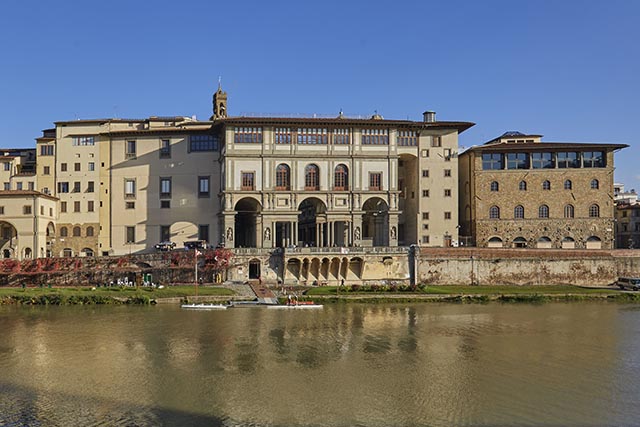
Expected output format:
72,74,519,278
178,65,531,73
589,204,600,217
539,205,549,218
72,136,95,146
126,140,137,158
334,164,348,190
189,134,218,151
124,179,136,198
160,139,171,158
361,128,389,145
519,180,527,191
160,178,172,198
23,205,32,215
61,163,67,172
2,182,8,190
62,248,73,257
73,182,81,193
234,127,262,143
333,128,350,145
86,226,94,237
241,172,255,190
444,211,452,220
305,164,320,190
60,227,68,237
297,128,328,144
482,153,503,170
444,169,452,177
422,190,429,197
431,136,442,147
73,226,81,237
583,151,604,168
542,180,551,190
88,162,95,171
444,189,452,197
275,128,292,144
28,182,33,191
43,166,50,175
422,224,429,230
40,145,54,156
3,162,10,172
126,201,135,209
88,201,94,212
276,164,290,190
197,176,210,197
557,152,579,168
74,201,80,212
199,225,209,242
514,205,524,219
422,170,429,178
444,149,452,161
160,225,171,242
421,149,429,158
16,182,22,190
564,180,572,190
85,181,94,193
531,152,554,169
506,153,529,169
0,206,4,215
74,163,81,172
369,172,382,191
60,202,67,213
489,206,500,219
160,200,170,209
490,181,499,192
397,130,417,146
422,235,430,244
126,226,135,243
422,212,429,220
564,204,574,218
58,182,69,193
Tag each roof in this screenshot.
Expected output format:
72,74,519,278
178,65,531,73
103,125,213,137
485,131,544,144
0,190,58,201
465,141,628,153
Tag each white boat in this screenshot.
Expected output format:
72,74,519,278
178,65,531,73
267,303,323,309
181,303,228,310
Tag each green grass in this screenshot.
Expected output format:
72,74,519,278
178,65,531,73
0,285,234,299
306,285,616,296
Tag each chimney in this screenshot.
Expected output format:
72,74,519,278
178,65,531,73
423,111,436,123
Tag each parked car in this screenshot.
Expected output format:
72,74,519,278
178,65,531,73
154,241,176,251
616,277,640,291
184,240,207,251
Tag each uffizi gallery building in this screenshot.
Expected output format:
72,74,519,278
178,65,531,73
0,85,626,259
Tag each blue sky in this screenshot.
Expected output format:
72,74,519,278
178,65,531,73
0,0,638,187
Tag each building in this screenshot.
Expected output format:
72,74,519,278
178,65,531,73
458,131,627,249
615,202,640,249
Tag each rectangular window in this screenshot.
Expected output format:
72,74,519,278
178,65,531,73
482,153,503,170
274,128,292,144
160,225,171,242
72,136,95,146
61,163,67,172
297,128,328,145
3,182,8,190
422,235,430,244
422,212,429,220
126,226,135,244
58,182,69,193
39,207,44,215
189,134,218,151
397,130,417,146
160,177,172,198
28,182,34,191
87,181,94,193
73,182,81,193
199,176,210,197
198,224,209,242
88,162,95,171
431,136,442,147
531,152,555,169
160,200,170,209
506,153,529,169
422,170,429,178
60,201,67,213
126,201,135,209
0,206,4,215
23,205,32,215
369,172,382,191
583,151,605,168
444,169,452,177
444,189,452,197
421,149,429,158
3,162,10,171
74,201,80,212
87,201,94,212
234,127,263,144
557,152,580,168
74,162,81,172
241,172,255,190
422,190,429,197
16,182,22,190
333,128,350,145
49,207,52,216
40,145,54,156
444,211,452,220
124,179,136,198
361,129,389,145
422,224,429,230
43,166,50,175
126,140,137,158
160,139,171,158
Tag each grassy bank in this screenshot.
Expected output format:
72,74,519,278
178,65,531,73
0,285,234,305
306,284,615,296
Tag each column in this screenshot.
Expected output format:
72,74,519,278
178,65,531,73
292,221,298,246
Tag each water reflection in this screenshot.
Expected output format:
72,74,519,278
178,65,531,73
0,303,638,426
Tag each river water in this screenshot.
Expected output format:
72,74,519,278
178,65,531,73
0,302,639,426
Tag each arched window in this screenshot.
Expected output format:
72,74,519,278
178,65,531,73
73,226,81,237
305,164,319,190
564,204,574,218
334,164,349,190
82,248,94,257
60,227,68,237
564,179,572,190
539,204,549,218
591,179,599,189
275,164,290,190
490,181,499,192
62,248,73,257
519,181,527,191
489,205,500,219
514,205,524,219
86,226,94,237
589,204,600,217
542,180,551,190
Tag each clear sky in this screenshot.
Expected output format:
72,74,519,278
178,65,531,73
0,0,638,187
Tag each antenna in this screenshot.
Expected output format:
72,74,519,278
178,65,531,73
218,76,222,90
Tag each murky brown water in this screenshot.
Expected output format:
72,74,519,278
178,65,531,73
0,302,638,426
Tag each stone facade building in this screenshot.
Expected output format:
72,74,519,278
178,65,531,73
458,132,627,249
615,202,640,249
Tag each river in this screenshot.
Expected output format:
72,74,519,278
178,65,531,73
0,302,638,426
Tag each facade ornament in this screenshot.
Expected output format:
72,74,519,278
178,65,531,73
390,226,397,240
264,227,271,241
354,226,361,240
226,227,233,241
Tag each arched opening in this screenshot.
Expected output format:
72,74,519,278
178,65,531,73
0,222,17,259
46,222,55,257
286,258,301,281
586,236,602,250
487,236,503,248
334,164,349,191
82,248,94,257
23,248,32,259
562,236,576,249
297,198,327,247
304,164,320,190
362,197,389,247
275,164,290,190
234,198,262,248
249,259,261,279
62,248,73,257
513,237,527,248
348,257,363,280
536,236,552,249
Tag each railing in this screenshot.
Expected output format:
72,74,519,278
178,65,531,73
284,246,409,255
232,248,275,256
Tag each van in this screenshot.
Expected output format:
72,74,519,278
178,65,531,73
184,240,207,251
616,277,640,291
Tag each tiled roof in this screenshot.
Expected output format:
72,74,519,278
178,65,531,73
0,190,58,201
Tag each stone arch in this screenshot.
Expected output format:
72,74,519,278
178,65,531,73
362,197,389,246
0,221,17,259
586,236,602,250
348,257,363,280
234,197,262,248
249,258,261,279
46,222,55,257
320,257,330,281
340,257,349,281
298,197,327,247
330,257,341,282
513,236,527,248
562,236,576,249
310,258,321,283
62,248,73,257
536,236,552,249
82,248,95,257
286,258,301,282
487,236,503,248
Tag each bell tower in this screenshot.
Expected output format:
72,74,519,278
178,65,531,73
211,79,227,120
